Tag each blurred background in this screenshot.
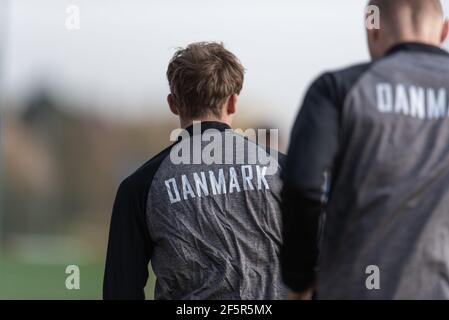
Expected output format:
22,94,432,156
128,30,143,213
1,0,448,299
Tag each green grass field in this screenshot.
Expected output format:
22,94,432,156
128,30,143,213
0,256,156,299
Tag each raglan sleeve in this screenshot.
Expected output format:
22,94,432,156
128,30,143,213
281,73,341,293
103,177,153,300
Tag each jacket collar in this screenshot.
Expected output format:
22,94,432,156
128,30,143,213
184,121,231,136
385,42,449,57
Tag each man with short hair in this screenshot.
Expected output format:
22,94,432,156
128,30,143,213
281,0,449,299
104,42,286,300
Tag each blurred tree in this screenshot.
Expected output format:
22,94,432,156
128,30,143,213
0,0,10,248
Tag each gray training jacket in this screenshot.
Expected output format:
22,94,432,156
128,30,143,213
282,42,449,300
104,121,287,300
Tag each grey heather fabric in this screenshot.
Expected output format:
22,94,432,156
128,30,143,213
319,50,449,299
147,130,287,299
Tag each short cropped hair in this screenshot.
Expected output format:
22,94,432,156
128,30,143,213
369,0,444,32
166,42,245,118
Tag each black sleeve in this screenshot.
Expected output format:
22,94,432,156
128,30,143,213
281,73,341,292
103,178,153,300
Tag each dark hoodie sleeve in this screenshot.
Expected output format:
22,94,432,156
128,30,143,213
103,177,153,300
281,73,341,292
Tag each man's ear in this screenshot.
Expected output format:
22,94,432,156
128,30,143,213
368,27,380,43
366,27,383,60
167,94,179,116
226,94,237,116
441,19,449,44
